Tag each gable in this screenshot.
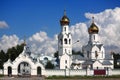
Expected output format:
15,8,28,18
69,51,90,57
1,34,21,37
93,60,102,68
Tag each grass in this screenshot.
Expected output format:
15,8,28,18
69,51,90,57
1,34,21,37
0,74,4,77
45,75,120,79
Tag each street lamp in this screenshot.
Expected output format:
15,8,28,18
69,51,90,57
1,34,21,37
72,40,80,45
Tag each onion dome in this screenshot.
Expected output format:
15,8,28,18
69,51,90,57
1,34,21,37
88,17,99,34
60,10,70,26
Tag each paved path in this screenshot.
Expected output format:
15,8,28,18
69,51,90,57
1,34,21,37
0,77,44,80
1,77,120,80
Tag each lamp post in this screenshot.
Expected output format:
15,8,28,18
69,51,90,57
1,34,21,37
72,40,80,45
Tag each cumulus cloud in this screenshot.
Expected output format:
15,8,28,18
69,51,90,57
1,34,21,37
70,23,88,51
85,7,120,53
0,7,120,55
0,35,22,52
28,31,58,56
0,21,9,28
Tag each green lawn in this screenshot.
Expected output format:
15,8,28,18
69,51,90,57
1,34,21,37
45,75,120,79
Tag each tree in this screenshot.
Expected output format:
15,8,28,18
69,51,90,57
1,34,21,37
0,50,6,69
113,53,120,68
54,51,58,58
0,43,24,69
72,50,84,57
45,61,54,69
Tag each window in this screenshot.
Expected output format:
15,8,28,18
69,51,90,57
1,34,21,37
87,51,89,58
65,49,67,53
64,27,66,31
65,66,67,69
64,38,67,44
65,60,67,64
69,39,71,44
95,51,98,58
94,35,95,40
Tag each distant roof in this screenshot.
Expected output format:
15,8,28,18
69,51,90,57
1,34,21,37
72,54,85,60
102,60,112,65
117,59,120,62
82,60,93,65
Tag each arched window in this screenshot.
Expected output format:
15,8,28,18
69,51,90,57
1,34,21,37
64,27,66,31
95,51,98,58
44,57,48,61
69,39,71,44
65,60,67,64
65,66,67,69
64,38,67,44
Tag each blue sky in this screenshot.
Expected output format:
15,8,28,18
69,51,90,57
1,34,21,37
0,0,120,38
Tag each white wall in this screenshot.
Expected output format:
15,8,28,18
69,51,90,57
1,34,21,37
45,69,87,77
112,69,120,75
0,69,3,74
45,69,65,76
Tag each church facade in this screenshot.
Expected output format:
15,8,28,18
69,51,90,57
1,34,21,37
58,12,113,70
3,11,114,76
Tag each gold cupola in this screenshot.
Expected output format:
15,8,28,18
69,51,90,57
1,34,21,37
88,17,99,34
60,10,70,26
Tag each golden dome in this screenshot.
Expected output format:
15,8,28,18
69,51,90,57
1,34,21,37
60,10,70,26
88,17,99,34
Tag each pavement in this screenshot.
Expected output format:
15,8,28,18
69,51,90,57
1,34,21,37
1,77,120,80
0,76,44,80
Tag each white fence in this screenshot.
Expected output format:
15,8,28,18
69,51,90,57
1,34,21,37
0,69,3,74
45,69,89,76
112,69,120,75
1,68,120,76
45,69,120,76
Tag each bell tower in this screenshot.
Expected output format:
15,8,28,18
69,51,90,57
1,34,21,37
58,11,72,69
58,10,72,57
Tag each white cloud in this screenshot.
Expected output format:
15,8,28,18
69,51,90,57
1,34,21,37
70,23,88,51
0,7,120,55
0,21,9,28
85,7,120,53
28,31,57,56
0,35,22,52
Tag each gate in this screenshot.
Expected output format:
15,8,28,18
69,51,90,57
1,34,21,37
94,69,106,75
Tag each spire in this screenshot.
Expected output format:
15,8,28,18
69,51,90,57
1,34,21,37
60,10,70,26
23,36,26,46
88,16,99,34
92,16,94,23
64,10,66,16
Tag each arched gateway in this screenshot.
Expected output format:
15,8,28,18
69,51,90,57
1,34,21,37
18,62,31,76
3,46,45,76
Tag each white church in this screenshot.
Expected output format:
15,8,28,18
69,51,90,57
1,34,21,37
3,11,114,77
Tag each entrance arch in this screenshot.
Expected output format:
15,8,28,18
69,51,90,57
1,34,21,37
8,66,12,76
18,62,31,76
37,66,41,76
